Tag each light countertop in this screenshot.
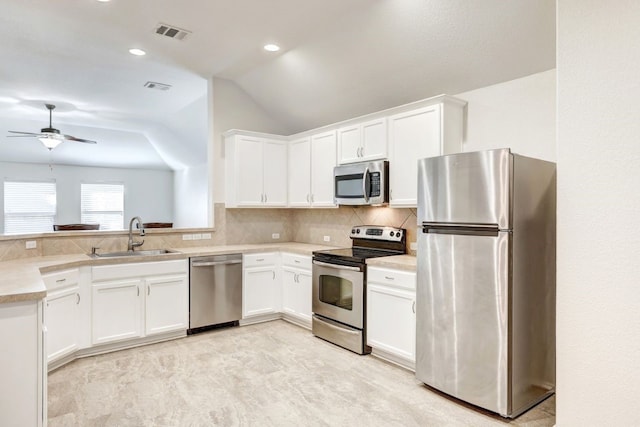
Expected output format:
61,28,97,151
0,242,336,304
366,255,417,272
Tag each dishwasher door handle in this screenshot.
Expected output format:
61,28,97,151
191,260,243,267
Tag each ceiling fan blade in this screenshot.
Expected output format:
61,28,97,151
7,130,41,136
62,134,97,144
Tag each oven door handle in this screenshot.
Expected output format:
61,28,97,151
313,260,362,272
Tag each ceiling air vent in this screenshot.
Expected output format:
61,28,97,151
144,81,172,91
154,23,191,41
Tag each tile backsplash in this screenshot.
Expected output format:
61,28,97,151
0,203,417,262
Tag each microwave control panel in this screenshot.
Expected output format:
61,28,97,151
370,172,381,196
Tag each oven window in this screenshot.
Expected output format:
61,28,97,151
336,174,364,198
319,274,353,310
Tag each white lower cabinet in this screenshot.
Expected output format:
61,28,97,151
242,253,280,318
0,299,45,427
92,279,144,345
42,268,82,364
366,267,416,369
91,260,188,346
145,275,189,335
46,285,80,362
281,253,312,327
281,267,312,326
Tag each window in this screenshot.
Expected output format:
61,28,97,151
4,180,57,234
81,183,124,230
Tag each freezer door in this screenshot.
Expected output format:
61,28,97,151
417,149,512,230
416,229,510,416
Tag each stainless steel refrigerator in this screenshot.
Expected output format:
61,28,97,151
416,148,556,418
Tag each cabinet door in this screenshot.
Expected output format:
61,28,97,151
281,268,298,316
46,286,79,363
243,267,278,318
288,138,311,206
337,125,361,164
236,136,264,206
296,270,312,323
263,140,288,206
388,105,442,207
361,118,387,161
92,279,143,345
367,283,416,362
311,131,337,206
145,275,188,336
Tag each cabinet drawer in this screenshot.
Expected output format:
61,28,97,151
243,252,278,268
281,253,311,270
367,267,416,291
42,268,80,291
92,260,187,282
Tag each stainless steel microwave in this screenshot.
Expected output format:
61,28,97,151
333,160,389,205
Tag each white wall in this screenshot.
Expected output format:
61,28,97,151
173,164,208,228
211,77,290,202
0,162,174,233
557,2,640,425
455,69,556,161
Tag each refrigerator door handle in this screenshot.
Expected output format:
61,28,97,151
421,222,501,236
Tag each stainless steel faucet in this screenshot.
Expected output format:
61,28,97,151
128,216,145,251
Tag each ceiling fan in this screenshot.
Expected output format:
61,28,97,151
7,103,97,150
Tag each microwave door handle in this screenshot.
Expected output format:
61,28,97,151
362,166,370,203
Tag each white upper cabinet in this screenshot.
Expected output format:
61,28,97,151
288,131,337,207
388,97,465,207
225,133,288,207
288,137,312,207
225,95,465,209
310,131,337,206
337,118,387,164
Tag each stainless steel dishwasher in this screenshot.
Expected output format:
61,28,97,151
188,254,243,334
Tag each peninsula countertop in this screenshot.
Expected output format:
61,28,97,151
0,242,336,304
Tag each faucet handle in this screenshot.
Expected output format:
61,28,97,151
91,246,100,255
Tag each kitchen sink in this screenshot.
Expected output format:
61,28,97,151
90,249,179,258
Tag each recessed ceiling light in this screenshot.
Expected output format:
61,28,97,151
264,44,280,52
129,48,146,56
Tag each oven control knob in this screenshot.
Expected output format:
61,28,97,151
356,229,361,234
390,231,395,237
351,228,356,234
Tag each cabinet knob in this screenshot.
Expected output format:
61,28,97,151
148,285,151,296
412,300,416,314
76,293,81,305
384,276,395,280
137,286,140,297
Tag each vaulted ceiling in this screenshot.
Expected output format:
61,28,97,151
0,0,555,169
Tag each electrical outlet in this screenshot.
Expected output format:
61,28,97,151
323,235,330,242
192,233,202,240
182,234,193,241
25,240,37,249
410,242,417,251
272,233,280,239
202,233,212,240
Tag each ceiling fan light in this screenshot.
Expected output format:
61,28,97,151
38,135,63,150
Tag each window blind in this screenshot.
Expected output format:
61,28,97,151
4,180,57,234
81,183,124,230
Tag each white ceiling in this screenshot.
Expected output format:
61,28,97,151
0,0,555,169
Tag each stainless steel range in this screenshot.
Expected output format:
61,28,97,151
312,225,406,354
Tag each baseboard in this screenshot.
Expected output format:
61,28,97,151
370,348,415,372
48,330,186,372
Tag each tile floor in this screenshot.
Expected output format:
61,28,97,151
48,320,555,426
